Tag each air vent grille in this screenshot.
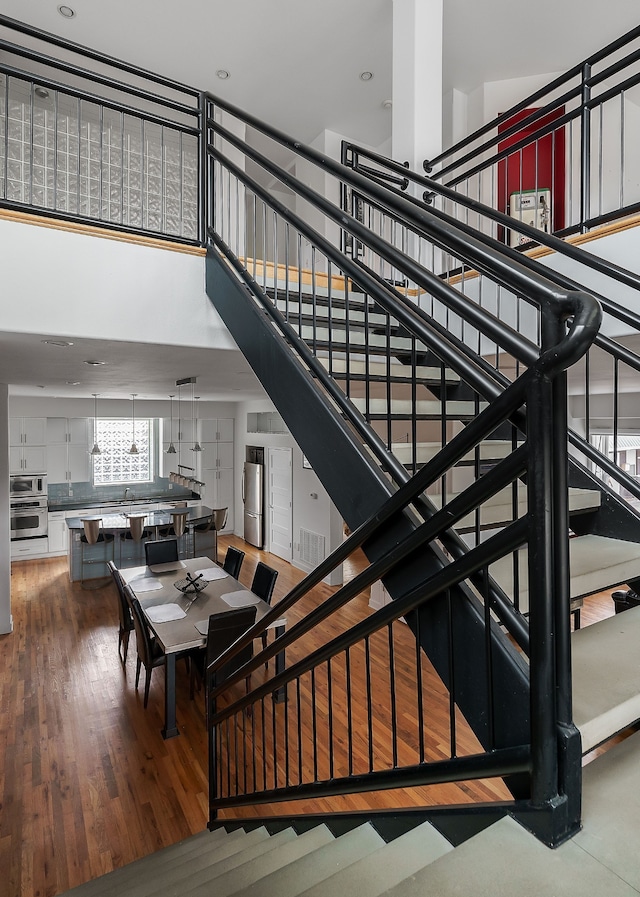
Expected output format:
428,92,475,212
300,528,325,568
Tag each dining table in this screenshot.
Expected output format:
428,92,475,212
121,555,287,738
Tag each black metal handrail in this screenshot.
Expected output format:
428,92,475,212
341,144,640,508
425,24,640,173
203,90,601,842
415,25,640,240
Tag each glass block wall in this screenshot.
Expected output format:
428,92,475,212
0,75,199,240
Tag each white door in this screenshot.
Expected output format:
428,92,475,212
267,446,292,562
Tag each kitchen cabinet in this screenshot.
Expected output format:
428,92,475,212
48,511,68,554
200,418,233,443
10,417,46,446
200,419,234,531
47,417,90,445
10,418,47,473
160,417,199,477
201,439,234,470
10,444,47,473
46,417,90,485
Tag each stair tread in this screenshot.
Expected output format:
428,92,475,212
432,486,600,530
229,823,384,897
318,357,460,383
572,606,640,752
301,325,426,352
489,534,640,605
352,397,486,416
181,824,335,897
60,828,236,897
380,816,638,896
276,299,389,327
576,727,640,890
295,821,453,897
151,827,298,897
392,439,518,464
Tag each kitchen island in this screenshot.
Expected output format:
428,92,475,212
66,504,214,582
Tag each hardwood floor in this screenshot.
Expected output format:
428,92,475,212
0,538,622,897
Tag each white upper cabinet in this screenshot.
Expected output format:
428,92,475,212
10,417,46,446
10,418,47,472
201,418,233,444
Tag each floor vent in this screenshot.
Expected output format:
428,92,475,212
300,528,325,567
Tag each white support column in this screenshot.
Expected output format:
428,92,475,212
391,0,443,172
0,384,12,634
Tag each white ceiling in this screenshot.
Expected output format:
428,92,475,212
0,0,638,401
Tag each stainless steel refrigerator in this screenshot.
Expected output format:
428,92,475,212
243,461,264,548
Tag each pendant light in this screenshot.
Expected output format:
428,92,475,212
90,393,102,455
191,390,202,452
166,394,177,454
128,393,139,454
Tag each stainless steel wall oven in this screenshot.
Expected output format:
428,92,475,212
10,474,48,541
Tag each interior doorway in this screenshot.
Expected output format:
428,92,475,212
267,446,292,561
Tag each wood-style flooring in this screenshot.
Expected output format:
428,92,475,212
0,536,621,897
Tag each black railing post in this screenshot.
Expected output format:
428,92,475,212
526,311,559,809
198,90,207,247
207,691,219,828
579,63,592,234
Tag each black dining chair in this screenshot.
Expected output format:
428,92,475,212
251,562,278,659
126,587,166,708
108,560,134,663
144,538,179,567
191,606,257,706
222,545,245,580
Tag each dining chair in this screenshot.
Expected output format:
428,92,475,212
107,560,133,663
144,538,179,567
251,562,278,659
191,606,257,707
222,545,245,580
126,587,166,708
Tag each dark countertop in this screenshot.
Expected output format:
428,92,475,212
49,494,197,512
66,504,213,530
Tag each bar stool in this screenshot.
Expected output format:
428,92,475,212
191,507,227,561
169,509,189,556
119,513,151,565
80,517,115,589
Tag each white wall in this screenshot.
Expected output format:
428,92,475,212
0,384,10,634
0,218,235,351
235,398,343,585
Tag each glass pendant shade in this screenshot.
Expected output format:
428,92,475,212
128,393,139,454
90,394,102,455
166,394,177,453
191,392,202,451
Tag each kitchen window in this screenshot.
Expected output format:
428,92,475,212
92,418,153,485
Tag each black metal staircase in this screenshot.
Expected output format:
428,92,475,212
5,13,640,855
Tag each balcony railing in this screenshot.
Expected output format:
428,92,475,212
0,14,204,244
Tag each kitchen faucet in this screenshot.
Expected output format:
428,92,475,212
124,487,135,501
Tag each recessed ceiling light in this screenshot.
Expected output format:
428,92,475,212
216,70,230,80
58,5,75,18
42,338,73,347
66,380,81,385
83,360,107,366
360,71,374,82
